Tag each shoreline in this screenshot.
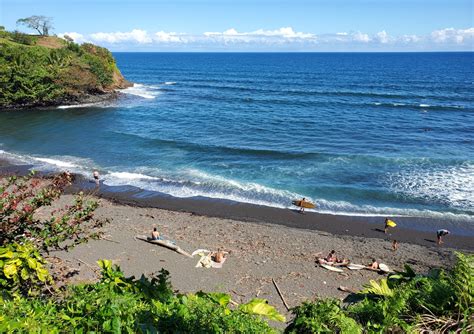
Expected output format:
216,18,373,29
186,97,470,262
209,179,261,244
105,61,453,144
0,90,125,111
1,160,472,251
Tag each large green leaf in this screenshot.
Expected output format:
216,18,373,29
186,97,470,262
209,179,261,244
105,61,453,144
240,298,286,322
360,279,393,297
3,262,18,278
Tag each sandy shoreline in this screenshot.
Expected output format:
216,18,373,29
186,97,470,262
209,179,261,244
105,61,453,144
1,162,472,320
52,194,462,319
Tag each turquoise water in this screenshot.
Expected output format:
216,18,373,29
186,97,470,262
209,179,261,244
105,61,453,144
0,52,473,223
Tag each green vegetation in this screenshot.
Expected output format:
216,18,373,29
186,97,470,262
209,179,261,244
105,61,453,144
286,253,473,333
1,172,472,333
0,27,129,109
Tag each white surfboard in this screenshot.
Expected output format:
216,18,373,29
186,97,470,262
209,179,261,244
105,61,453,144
379,263,391,273
320,263,344,272
347,264,365,270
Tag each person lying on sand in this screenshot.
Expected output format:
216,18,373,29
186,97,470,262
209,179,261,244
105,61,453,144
151,227,160,240
368,258,379,270
317,250,349,266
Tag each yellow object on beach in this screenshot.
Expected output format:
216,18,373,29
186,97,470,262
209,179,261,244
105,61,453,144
386,219,397,227
292,200,316,209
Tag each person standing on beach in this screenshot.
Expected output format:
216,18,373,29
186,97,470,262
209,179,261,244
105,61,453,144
299,197,306,213
93,170,100,185
436,229,450,245
384,218,396,234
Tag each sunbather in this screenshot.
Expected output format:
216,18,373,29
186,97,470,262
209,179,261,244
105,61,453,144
151,227,160,240
326,250,337,262
369,258,379,270
212,248,226,263
392,240,399,251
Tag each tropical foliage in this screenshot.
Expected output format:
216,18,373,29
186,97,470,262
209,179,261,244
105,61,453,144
0,28,126,108
287,252,473,333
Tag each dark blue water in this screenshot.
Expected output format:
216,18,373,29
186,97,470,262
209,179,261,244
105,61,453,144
1,52,473,224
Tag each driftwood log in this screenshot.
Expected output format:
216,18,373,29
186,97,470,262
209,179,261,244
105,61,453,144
135,235,193,258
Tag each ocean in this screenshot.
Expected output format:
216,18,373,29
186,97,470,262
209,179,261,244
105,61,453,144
0,52,473,226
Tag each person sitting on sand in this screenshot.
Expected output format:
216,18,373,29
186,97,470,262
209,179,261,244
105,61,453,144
369,258,379,270
212,248,226,263
326,250,337,263
437,229,450,245
151,227,160,240
392,240,399,251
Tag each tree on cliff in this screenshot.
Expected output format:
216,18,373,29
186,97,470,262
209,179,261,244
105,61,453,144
16,15,53,36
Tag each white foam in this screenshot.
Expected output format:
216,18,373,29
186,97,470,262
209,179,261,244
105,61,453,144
120,83,158,99
33,157,77,168
57,103,101,109
102,167,474,222
164,81,176,85
419,104,430,107
107,171,158,180
388,163,474,212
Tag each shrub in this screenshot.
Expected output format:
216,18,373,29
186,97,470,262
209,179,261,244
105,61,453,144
9,30,37,45
286,299,361,334
0,259,281,333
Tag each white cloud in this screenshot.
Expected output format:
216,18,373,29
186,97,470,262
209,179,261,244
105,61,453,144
204,27,315,41
90,29,152,44
351,31,370,43
58,32,87,44
376,30,389,44
58,27,474,51
400,34,421,43
154,31,184,43
431,27,474,44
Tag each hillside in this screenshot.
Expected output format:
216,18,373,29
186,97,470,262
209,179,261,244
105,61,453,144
0,30,131,109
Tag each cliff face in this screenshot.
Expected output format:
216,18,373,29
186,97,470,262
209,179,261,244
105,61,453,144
0,31,132,109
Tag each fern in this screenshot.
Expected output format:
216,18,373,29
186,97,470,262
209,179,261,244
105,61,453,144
451,252,474,314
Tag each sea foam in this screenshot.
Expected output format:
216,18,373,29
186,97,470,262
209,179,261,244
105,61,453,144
120,84,158,99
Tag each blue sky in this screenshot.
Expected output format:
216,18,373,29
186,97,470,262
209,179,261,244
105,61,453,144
1,0,473,51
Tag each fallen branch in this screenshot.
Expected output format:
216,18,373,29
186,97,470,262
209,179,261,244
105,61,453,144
272,278,290,311
75,258,100,276
136,235,193,258
100,236,119,243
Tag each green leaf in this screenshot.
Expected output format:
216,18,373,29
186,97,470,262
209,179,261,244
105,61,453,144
203,292,231,307
0,250,14,259
36,267,49,282
27,258,37,269
20,267,29,280
3,262,18,278
240,298,286,322
360,279,393,297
